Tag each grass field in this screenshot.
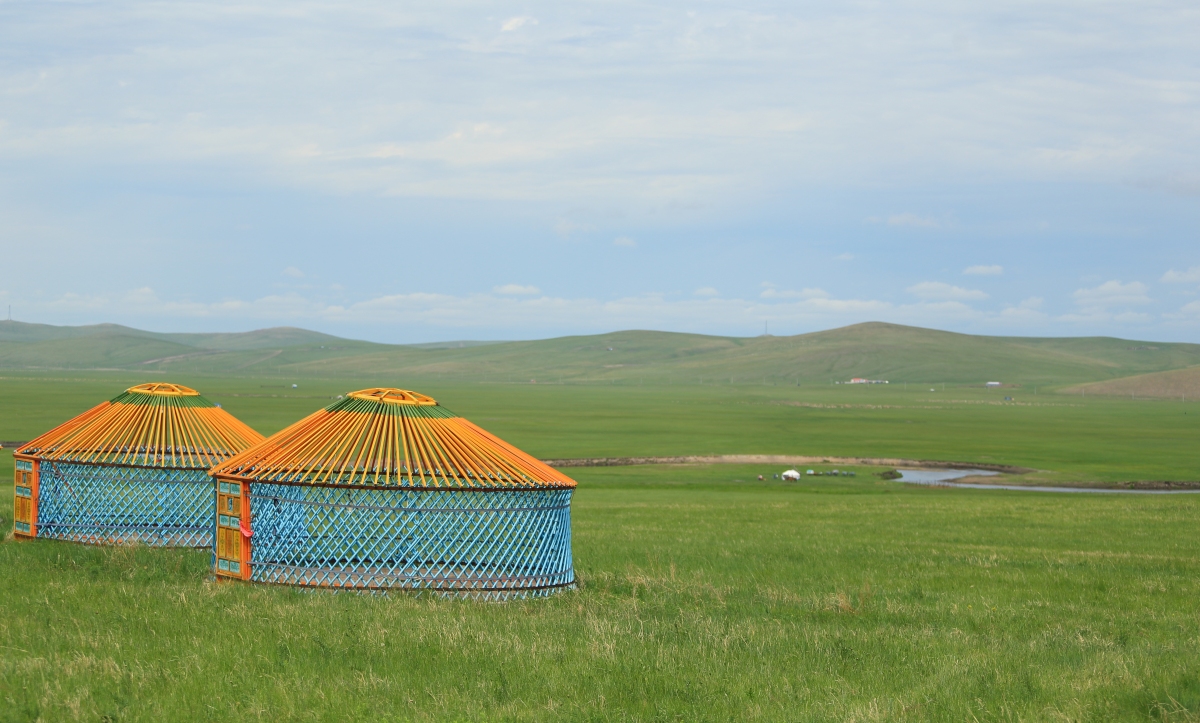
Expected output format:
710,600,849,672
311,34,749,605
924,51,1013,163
1066,367,1200,400
1,372,1196,484
2,461,1200,721
2,373,1200,720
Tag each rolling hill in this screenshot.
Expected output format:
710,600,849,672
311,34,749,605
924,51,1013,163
0,319,1198,387
1062,366,1200,399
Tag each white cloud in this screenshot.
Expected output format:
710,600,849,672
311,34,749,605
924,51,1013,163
282,266,305,279
613,236,637,247
3,2,1200,341
5,0,1194,214
31,280,1200,339
888,213,940,229
694,287,719,297
1178,300,1200,317
1162,267,1200,283
996,297,1045,323
501,16,537,32
1072,280,1151,311
760,286,830,300
835,253,855,261
554,219,593,239
124,287,159,304
905,281,988,301
493,284,540,296
10,285,915,335
964,265,1003,276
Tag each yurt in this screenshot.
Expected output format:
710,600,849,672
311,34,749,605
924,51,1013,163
13,383,263,547
209,388,576,598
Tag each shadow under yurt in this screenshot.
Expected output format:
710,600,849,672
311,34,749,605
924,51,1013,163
13,383,263,547
208,388,576,598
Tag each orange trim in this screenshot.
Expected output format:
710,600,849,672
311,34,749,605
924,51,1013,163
17,387,263,468
125,383,200,396
348,388,437,405
212,392,576,490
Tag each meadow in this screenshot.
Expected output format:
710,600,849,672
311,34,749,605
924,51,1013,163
2,371,1196,484
2,372,1199,721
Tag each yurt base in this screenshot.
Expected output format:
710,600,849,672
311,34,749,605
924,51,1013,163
30,526,211,548
212,566,576,600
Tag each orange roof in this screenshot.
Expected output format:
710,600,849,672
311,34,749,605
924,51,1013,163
17,383,264,469
211,388,575,490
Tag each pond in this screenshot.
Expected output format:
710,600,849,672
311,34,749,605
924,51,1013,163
895,468,1200,494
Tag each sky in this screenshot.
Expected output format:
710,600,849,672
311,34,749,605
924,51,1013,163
0,1,1198,343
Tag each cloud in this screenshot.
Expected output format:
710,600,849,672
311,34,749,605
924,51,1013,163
493,284,540,296
1072,280,1151,311
613,236,636,248
760,286,830,300
34,279,1200,340
835,253,855,261
887,213,940,229
906,282,988,301
282,266,305,279
1176,300,1200,318
11,285,920,336
964,265,1003,276
501,16,537,32
694,287,719,297
996,297,1045,323
554,219,593,239
3,2,1200,341
1162,267,1200,283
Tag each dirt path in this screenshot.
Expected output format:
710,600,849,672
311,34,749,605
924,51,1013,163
540,454,1035,474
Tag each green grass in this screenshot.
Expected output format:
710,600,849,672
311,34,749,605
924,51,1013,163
3,373,1200,720
2,463,1200,721
2,372,1196,484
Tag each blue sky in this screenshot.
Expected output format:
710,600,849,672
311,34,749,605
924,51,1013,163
1,1,1198,342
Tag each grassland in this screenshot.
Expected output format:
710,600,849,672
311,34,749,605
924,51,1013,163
2,371,1196,484
3,320,1199,387
3,458,1200,721
3,372,1200,720
1065,367,1200,400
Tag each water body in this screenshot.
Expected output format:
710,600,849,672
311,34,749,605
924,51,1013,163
896,468,1200,494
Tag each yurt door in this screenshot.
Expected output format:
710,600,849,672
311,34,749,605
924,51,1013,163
13,458,37,538
215,481,251,579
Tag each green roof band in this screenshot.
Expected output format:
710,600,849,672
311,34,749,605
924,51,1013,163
110,390,217,408
323,395,457,418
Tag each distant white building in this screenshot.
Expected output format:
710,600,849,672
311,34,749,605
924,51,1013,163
781,469,801,481
986,381,1002,387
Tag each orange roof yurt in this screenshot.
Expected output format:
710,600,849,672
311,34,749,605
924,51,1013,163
209,388,576,598
13,383,263,547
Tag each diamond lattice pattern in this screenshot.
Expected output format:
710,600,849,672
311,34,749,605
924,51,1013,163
248,484,574,598
36,462,214,547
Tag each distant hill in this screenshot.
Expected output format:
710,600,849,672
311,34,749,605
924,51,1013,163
1062,366,1200,399
0,321,354,350
1,319,1198,387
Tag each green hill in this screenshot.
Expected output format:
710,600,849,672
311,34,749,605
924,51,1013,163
0,321,356,350
0,320,1197,387
1062,366,1200,399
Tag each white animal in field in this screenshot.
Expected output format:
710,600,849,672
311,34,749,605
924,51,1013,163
781,469,801,481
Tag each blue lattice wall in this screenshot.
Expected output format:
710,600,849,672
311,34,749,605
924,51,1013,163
36,462,214,547
244,484,574,598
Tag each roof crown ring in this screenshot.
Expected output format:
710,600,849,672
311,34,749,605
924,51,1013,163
347,388,438,406
125,383,200,397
